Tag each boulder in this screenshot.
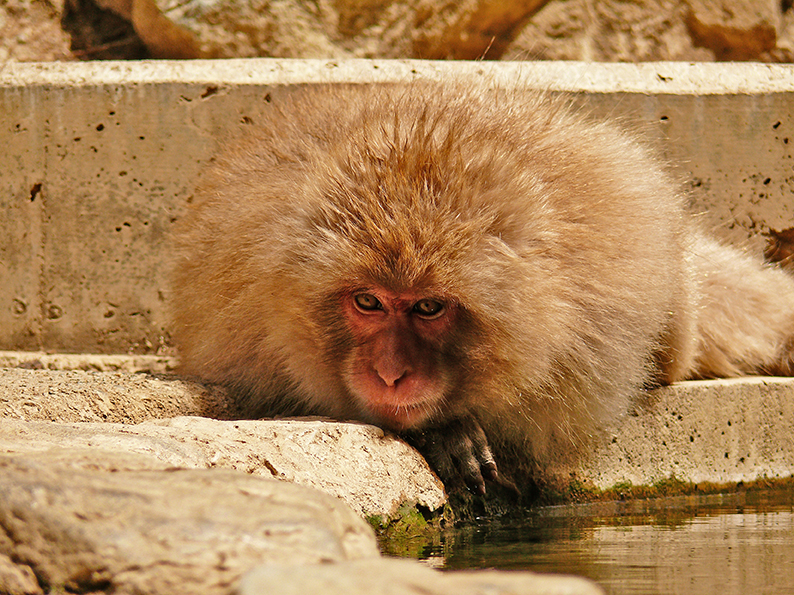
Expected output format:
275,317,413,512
0,453,379,595
238,558,604,595
0,415,446,519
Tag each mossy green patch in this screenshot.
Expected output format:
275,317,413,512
552,474,794,505
370,501,453,558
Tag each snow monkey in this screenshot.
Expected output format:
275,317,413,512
171,82,794,494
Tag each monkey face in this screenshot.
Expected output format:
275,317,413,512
339,286,458,430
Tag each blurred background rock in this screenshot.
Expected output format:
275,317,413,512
2,0,793,63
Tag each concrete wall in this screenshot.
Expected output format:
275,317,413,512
581,376,794,489
2,59,794,354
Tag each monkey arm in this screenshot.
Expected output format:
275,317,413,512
404,416,500,495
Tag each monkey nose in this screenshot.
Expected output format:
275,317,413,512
376,366,407,387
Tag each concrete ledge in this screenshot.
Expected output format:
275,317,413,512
0,349,176,373
580,377,794,489
0,365,232,423
2,59,794,353
3,59,794,93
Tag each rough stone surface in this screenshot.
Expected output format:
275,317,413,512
0,0,72,62
504,0,794,62
0,355,608,595
388,0,550,60
0,415,447,519
778,8,794,61
686,0,779,60
0,367,234,422
79,0,551,61
237,558,604,595
0,350,177,373
578,377,794,489
0,553,41,595
5,0,794,63
505,0,713,62
0,454,379,595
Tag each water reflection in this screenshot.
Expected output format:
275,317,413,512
419,489,794,595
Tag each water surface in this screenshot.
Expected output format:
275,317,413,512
418,489,794,595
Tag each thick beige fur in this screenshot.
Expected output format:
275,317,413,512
171,82,794,475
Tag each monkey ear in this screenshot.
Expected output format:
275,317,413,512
403,415,502,496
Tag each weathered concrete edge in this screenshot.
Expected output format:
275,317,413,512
577,376,794,492
0,349,177,373
2,58,794,94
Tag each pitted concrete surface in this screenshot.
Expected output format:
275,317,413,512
579,376,794,489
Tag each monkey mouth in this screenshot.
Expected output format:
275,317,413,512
365,399,434,431
345,369,446,430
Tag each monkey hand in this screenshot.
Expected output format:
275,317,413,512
404,416,499,495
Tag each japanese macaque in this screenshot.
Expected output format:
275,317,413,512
171,82,794,494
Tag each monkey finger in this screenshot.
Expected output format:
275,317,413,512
462,419,499,483
445,431,488,495
407,416,499,495
428,441,470,494
448,431,520,497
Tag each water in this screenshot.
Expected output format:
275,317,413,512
414,489,794,595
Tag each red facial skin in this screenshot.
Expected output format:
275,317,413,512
341,288,457,431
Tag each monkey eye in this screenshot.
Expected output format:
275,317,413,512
353,293,383,312
413,299,445,318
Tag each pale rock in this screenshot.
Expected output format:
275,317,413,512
238,558,605,595
0,415,447,518
0,453,379,595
